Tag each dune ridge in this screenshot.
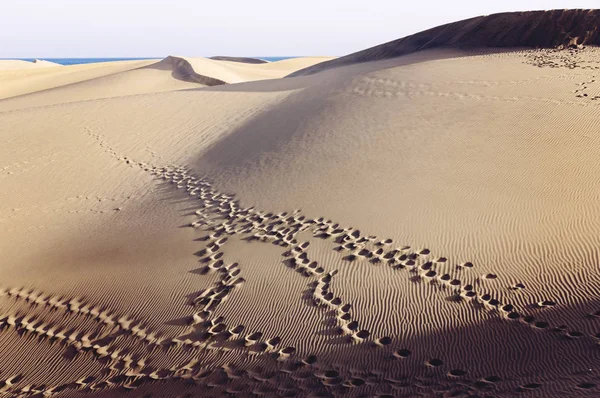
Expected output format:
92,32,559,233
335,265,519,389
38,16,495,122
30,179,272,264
153,56,228,86
161,55,335,85
290,9,600,77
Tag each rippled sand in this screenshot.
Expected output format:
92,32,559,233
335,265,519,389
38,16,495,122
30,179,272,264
1,12,600,397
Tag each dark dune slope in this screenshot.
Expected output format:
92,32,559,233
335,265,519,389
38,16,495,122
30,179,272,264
289,9,600,77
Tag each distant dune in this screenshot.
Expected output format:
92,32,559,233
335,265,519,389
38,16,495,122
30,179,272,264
0,59,61,70
209,56,268,64
152,56,228,86
166,56,335,84
0,59,157,100
290,9,600,77
0,56,333,108
2,10,600,397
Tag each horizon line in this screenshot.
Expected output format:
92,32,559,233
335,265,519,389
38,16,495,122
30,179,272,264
0,55,314,59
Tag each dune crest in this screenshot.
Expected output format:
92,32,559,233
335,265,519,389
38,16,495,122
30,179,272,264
151,56,228,86
290,9,600,76
150,55,336,85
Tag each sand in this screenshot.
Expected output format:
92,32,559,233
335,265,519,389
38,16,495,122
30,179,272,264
209,56,268,64
1,10,600,397
0,59,62,70
290,9,600,77
0,56,333,106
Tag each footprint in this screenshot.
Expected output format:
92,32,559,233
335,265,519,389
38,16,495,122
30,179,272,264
302,355,317,365
347,378,366,387
577,382,596,389
537,300,556,308
519,383,542,391
426,358,443,367
322,370,339,379
566,331,584,338
533,321,549,329
424,270,437,278
353,330,370,341
448,369,467,377
375,336,392,346
279,346,296,355
483,375,501,383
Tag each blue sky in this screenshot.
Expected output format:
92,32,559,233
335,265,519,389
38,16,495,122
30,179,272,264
2,1,599,57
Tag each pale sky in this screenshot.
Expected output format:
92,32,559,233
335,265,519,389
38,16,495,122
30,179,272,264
2,1,600,58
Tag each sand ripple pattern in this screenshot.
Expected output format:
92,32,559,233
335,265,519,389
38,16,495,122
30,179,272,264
0,126,596,397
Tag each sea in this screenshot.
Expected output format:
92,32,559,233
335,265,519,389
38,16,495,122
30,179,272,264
12,57,295,65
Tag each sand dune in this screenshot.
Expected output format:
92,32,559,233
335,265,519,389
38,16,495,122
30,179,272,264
151,56,229,86
290,9,600,77
2,10,600,397
0,56,333,110
0,65,202,110
0,59,157,100
171,56,335,84
0,59,62,70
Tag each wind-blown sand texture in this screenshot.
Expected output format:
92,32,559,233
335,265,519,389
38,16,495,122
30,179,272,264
1,10,600,397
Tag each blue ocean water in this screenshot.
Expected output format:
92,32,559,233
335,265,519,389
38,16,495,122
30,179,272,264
15,58,156,65
261,57,296,62
11,57,295,65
